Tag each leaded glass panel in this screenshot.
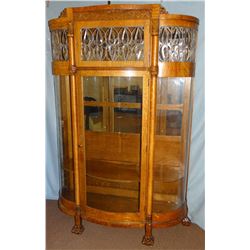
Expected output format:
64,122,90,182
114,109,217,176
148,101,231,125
159,26,197,62
51,30,69,61
81,27,144,61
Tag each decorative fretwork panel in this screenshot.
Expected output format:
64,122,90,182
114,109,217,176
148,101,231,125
159,26,197,62
81,27,144,61
51,30,69,61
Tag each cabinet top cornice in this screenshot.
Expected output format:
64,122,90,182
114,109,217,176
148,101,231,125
48,4,199,29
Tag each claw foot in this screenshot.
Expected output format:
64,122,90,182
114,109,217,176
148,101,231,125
71,224,84,234
182,217,191,226
142,235,154,246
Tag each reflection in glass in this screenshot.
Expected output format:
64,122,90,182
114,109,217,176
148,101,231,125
166,110,182,136
114,108,141,133
157,78,184,105
82,76,142,134
156,110,182,136
111,76,142,104
85,106,105,132
83,77,105,102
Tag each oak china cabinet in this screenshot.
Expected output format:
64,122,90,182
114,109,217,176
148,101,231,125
49,3,199,245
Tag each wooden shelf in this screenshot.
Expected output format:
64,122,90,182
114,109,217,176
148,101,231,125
84,101,183,111
154,165,183,183
84,101,141,109
86,160,139,183
153,198,183,213
157,104,183,111
87,193,139,213
87,189,182,213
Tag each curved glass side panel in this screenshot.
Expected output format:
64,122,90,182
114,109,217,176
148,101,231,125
159,26,197,62
153,77,193,213
54,76,75,201
82,76,143,212
51,30,69,61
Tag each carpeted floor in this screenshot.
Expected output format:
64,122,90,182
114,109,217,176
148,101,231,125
46,200,204,250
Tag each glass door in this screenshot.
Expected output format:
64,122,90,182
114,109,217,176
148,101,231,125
79,73,149,214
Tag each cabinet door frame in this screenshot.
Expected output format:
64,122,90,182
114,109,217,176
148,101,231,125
76,70,150,225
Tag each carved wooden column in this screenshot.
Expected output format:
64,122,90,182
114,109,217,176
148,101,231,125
68,22,84,234
142,6,160,246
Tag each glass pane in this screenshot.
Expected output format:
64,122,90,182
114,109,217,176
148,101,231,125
54,76,75,201
114,108,141,133
156,110,182,136
85,106,107,132
111,76,142,103
82,76,142,134
82,76,143,212
153,77,192,213
51,30,69,61
81,27,144,61
153,134,184,212
83,77,106,102
159,26,197,62
157,78,184,105
166,110,182,136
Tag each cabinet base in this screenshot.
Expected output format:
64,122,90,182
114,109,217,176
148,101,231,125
58,196,187,228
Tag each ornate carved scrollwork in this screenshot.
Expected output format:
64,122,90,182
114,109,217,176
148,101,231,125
69,65,77,74
160,7,168,14
74,10,151,21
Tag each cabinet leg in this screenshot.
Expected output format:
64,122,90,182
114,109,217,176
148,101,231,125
142,216,154,246
71,206,84,234
182,216,191,226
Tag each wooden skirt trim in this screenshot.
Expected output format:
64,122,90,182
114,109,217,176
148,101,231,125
52,61,70,75
52,62,195,77
58,196,76,216
152,205,186,228
83,215,144,228
159,14,199,29
58,195,186,228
